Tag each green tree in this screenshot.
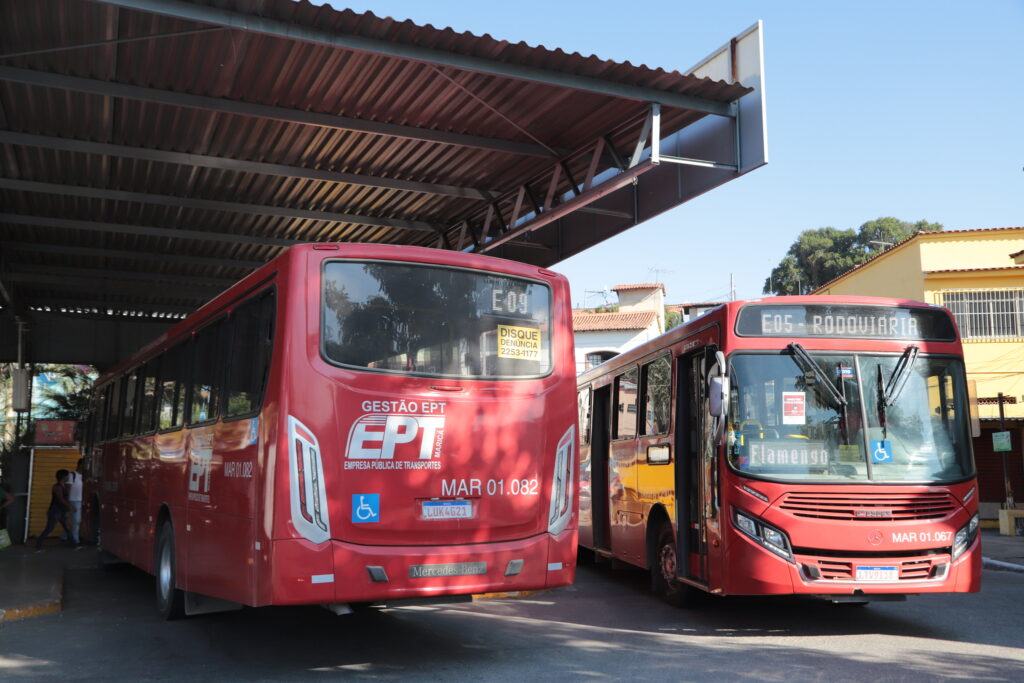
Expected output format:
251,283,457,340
665,307,682,330
763,217,943,295
34,365,95,420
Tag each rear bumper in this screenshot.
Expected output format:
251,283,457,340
720,533,982,597
269,527,577,605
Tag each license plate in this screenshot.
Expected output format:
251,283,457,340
855,566,898,582
421,500,473,520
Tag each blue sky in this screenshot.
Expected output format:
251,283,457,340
339,1,1023,306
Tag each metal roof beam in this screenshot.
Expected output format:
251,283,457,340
0,213,301,247
97,1,734,117
10,265,234,289
0,131,491,200
7,272,221,297
0,178,442,233
0,65,555,158
1,241,266,270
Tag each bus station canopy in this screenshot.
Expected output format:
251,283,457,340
0,0,766,367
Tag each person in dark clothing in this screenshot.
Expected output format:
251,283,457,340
35,469,73,551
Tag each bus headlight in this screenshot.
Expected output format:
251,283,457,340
733,508,793,562
952,513,979,560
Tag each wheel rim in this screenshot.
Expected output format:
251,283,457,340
158,540,172,601
659,541,678,587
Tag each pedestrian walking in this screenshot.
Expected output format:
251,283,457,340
64,459,85,546
35,469,73,551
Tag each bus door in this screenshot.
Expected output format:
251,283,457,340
609,366,643,563
588,385,612,551
675,344,721,587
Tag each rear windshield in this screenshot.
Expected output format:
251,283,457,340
322,261,552,379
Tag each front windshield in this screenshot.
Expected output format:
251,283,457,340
322,261,552,379
727,352,974,483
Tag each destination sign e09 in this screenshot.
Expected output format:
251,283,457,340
736,304,956,341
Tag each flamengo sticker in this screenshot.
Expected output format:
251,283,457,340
497,324,541,361
345,400,446,470
782,392,806,425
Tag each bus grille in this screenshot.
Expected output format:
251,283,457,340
779,492,957,521
801,555,947,581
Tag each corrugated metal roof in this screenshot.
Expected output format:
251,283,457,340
0,0,757,364
573,310,657,332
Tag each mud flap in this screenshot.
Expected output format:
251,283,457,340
184,590,243,616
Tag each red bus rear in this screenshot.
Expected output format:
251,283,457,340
577,296,980,605
84,244,578,618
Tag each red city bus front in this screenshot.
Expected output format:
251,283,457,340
577,296,980,607
264,246,578,605
715,300,981,600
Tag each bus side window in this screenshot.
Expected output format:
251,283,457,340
158,343,187,431
122,368,139,437
641,356,671,436
106,378,122,440
138,360,158,433
224,290,276,419
93,385,109,443
189,318,226,425
614,367,639,440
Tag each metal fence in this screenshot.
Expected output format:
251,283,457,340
936,288,1024,340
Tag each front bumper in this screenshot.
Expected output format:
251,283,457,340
268,527,577,605
720,531,982,597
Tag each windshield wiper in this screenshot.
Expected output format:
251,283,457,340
883,345,919,406
787,343,847,409
876,345,920,439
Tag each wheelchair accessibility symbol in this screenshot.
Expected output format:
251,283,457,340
352,494,380,523
870,440,893,464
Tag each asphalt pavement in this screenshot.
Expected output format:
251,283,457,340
1,527,1022,624
1,540,1023,681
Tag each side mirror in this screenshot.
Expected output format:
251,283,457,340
709,375,730,418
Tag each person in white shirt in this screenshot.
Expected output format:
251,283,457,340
64,459,85,547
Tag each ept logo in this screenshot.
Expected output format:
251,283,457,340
346,400,447,469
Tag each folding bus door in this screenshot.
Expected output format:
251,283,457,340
674,345,722,588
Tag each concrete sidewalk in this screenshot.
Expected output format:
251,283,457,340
980,527,1024,573
0,541,95,623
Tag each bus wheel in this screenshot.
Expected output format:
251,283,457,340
156,522,185,620
653,523,692,607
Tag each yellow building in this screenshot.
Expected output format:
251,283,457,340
815,227,1024,518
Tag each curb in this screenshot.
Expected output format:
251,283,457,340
982,557,1024,574
0,566,64,624
0,599,62,623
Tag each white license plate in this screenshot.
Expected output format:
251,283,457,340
855,566,898,582
421,500,473,520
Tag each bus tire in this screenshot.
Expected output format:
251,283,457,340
652,522,692,607
156,522,185,620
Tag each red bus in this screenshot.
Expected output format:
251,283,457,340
82,243,578,618
577,296,981,605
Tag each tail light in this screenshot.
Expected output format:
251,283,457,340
287,416,330,544
548,425,575,535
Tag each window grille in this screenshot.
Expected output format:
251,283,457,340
936,288,1024,340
